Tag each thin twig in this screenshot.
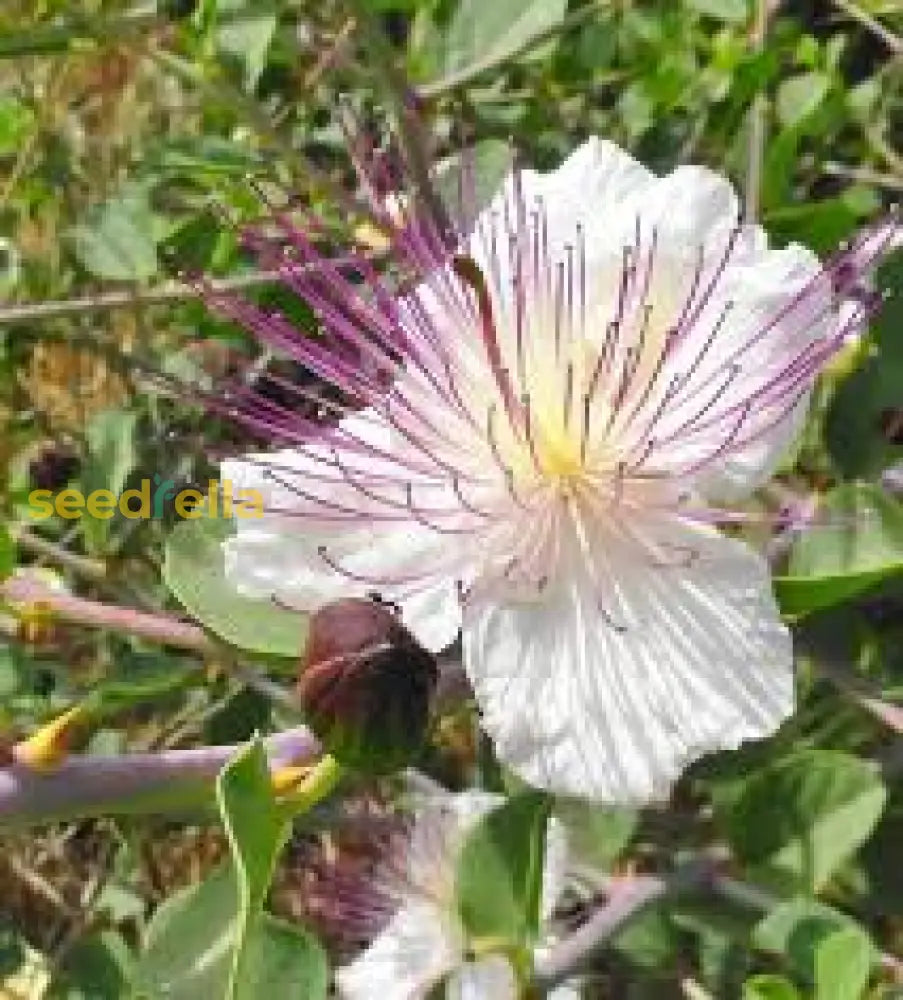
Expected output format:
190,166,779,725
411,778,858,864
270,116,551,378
0,267,305,327
303,17,357,89
822,162,903,191
2,574,215,654
810,655,903,734
831,0,903,57
534,862,707,989
745,0,772,221
1,575,303,710
11,527,107,581
537,862,903,989
0,252,379,327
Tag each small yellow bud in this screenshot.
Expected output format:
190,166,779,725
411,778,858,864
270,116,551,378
270,763,314,797
13,704,86,772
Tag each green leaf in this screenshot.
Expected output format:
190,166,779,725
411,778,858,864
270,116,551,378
136,867,237,1000
754,898,874,995
456,791,551,947
743,974,803,1000
215,736,290,999
815,926,873,1000
0,96,33,155
776,72,831,127
718,750,887,892
685,0,748,23
433,140,513,234
435,0,567,78
46,931,133,1000
0,646,20,698
611,904,681,969
163,515,306,657
83,409,138,499
79,408,139,553
826,251,903,477
149,136,265,176
765,199,858,256
137,735,328,1000
69,186,159,281
775,484,903,618
137,866,327,1000
238,917,328,998
215,0,276,90
553,799,637,871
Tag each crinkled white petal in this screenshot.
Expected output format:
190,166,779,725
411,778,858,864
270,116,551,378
490,138,655,261
462,516,793,802
221,429,464,652
445,956,519,1000
334,900,461,1000
614,163,741,250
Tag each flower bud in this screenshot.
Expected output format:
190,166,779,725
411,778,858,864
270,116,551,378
297,599,438,774
13,704,86,772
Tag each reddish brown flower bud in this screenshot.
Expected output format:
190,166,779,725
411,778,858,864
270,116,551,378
297,599,438,774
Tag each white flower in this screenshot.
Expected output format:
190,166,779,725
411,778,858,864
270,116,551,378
217,138,898,801
334,788,575,1000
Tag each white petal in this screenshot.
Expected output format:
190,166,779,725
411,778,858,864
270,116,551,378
685,240,828,500
400,584,465,654
221,424,465,651
548,985,583,999
462,517,793,802
480,138,654,262
445,956,519,1000
617,164,740,249
223,517,462,651
613,234,829,503
335,900,461,1000
540,818,569,922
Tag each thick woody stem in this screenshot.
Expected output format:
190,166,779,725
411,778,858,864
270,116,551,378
0,727,318,829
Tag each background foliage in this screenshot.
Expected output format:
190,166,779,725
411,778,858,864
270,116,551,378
1,0,903,997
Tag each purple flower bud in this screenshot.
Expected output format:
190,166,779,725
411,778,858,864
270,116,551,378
297,599,438,774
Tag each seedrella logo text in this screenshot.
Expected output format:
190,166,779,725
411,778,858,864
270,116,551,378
28,477,264,520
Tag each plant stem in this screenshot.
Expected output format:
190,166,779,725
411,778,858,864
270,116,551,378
3,573,215,654
533,861,705,990
744,0,772,221
11,527,107,581
0,266,310,327
0,727,317,828
535,860,903,989
831,0,903,56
